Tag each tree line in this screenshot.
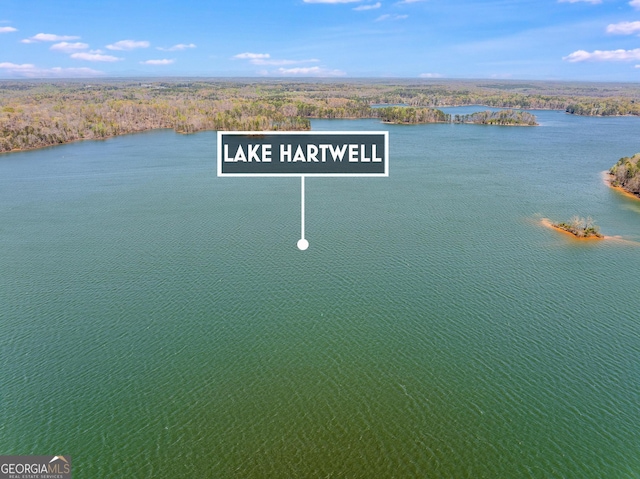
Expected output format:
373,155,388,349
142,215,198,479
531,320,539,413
2,79,638,152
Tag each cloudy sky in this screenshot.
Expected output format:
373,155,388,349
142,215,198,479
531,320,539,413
2,0,640,80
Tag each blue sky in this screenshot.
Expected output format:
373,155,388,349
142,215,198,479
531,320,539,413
2,0,640,80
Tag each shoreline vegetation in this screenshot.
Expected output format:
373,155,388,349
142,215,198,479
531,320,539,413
608,153,640,200
2,78,640,153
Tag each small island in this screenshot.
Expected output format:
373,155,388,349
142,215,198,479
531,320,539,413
451,110,538,126
377,106,538,126
608,153,640,199
551,216,603,239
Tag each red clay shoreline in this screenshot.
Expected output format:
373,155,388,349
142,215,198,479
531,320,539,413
602,172,640,201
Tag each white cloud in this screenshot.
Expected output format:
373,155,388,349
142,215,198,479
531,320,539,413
632,0,640,9
71,52,122,62
157,43,196,51
234,52,270,60
50,42,89,52
304,0,362,3
251,58,296,65
21,33,80,43
354,2,381,9
106,40,149,51
140,59,175,65
419,72,443,78
558,0,601,3
254,58,320,65
607,21,640,34
563,48,640,62
277,66,346,76
0,26,17,33
234,53,320,66
375,13,408,20
0,62,103,78
396,0,426,3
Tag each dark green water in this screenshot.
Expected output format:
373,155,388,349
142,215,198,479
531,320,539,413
1,110,639,478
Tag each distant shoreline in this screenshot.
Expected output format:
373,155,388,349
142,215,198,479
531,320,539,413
3,80,640,154
0,111,536,155
381,120,536,126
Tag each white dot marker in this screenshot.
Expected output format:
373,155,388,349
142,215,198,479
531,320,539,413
297,238,309,251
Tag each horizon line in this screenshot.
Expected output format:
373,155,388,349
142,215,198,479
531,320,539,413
1,76,639,85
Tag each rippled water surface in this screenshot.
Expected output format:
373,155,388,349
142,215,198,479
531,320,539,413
1,111,640,478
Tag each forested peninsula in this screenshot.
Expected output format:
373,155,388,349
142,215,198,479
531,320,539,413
2,79,640,153
609,153,640,199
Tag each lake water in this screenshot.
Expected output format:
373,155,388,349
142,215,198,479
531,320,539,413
1,109,639,478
